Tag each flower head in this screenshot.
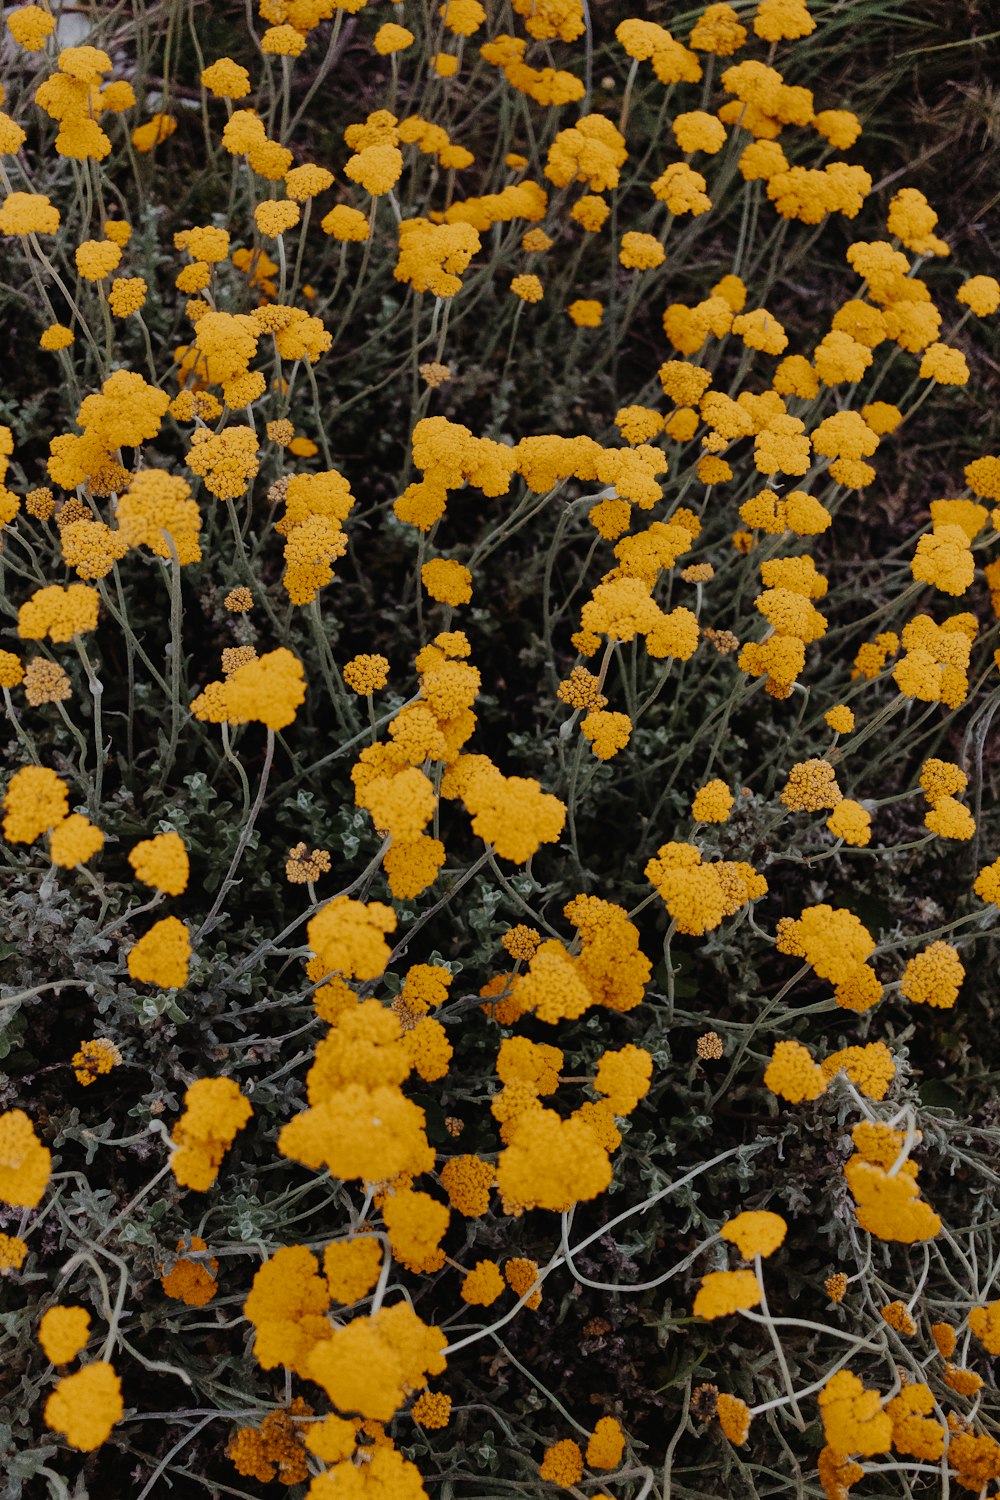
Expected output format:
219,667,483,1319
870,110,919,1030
128,832,189,895
202,57,252,98
720,1210,787,1259
72,1039,122,1087
18,584,99,643
50,814,104,868
0,1110,51,1207
171,1077,253,1191
127,916,191,990
39,1306,91,1364
694,1269,762,1319
3,765,69,843
161,1237,219,1307
8,6,57,50
44,1363,123,1451
0,192,60,235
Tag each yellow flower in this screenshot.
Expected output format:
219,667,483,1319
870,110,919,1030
57,45,111,82
117,470,202,565
690,4,747,54
171,1077,252,1191
254,199,300,236
440,1155,496,1215
3,764,69,843
22,658,70,706
571,194,610,232
567,298,603,327
504,1256,542,1308
39,1306,91,1364
539,1440,583,1486
201,57,251,98
72,1038,122,1086
887,186,949,256
764,1040,826,1103
581,709,631,760
693,1268,761,1319
919,341,969,386
261,23,307,56
127,916,191,989
899,941,964,1008
820,1043,895,1101
411,1390,452,1427
944,1364,984,1397
673,110,726,154
460,1259,504,1305
374,22,414,53
321,204,370,241
75,240,122,281
826,799,872,847
720,1210,787,1259
128,831,189,895
343,654,389,695
880,1300,916,1336
650,162,712,215
619,231,665,270
56,513,125,579
0,1110,51,1207
441,0,485,34
594,1045,652,1114
0,191,60,235
44,1362,123,1451
108,276,147,317
733,307,788,355
422,557,472,605
324,1236,382,1303
224,647,307,730
0,1233,28,1271
308,895,396,981
307,1304,445,1423
814,109,862,149
510,272,543,302
924,794,975,840
780,758,841,812
280,1082,432,1185
49,814,104,868
825,704,855,734
459,764,566,864
285,163,334,200
345,141,403,196
160,1237,219,1307
969,1301,1000,1355
691,779,733,822
24,487,55,520
717,1393,751,1445
0,650,24,688
496,1108,611,1212
754,0,816,41
223,586,253,613
844,1158,941,1243
958,275,1000,317
39,322,74,350
175,224,230,261
586,1416,625,1468
8,5,57,50
818,1369,891,1459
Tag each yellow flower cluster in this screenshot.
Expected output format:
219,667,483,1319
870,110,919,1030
776,904,882,1012
170,1077,253,1191
2,1,1000,1491
646,842,767,936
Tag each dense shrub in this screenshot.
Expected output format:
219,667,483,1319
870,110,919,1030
1,1,999,1496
